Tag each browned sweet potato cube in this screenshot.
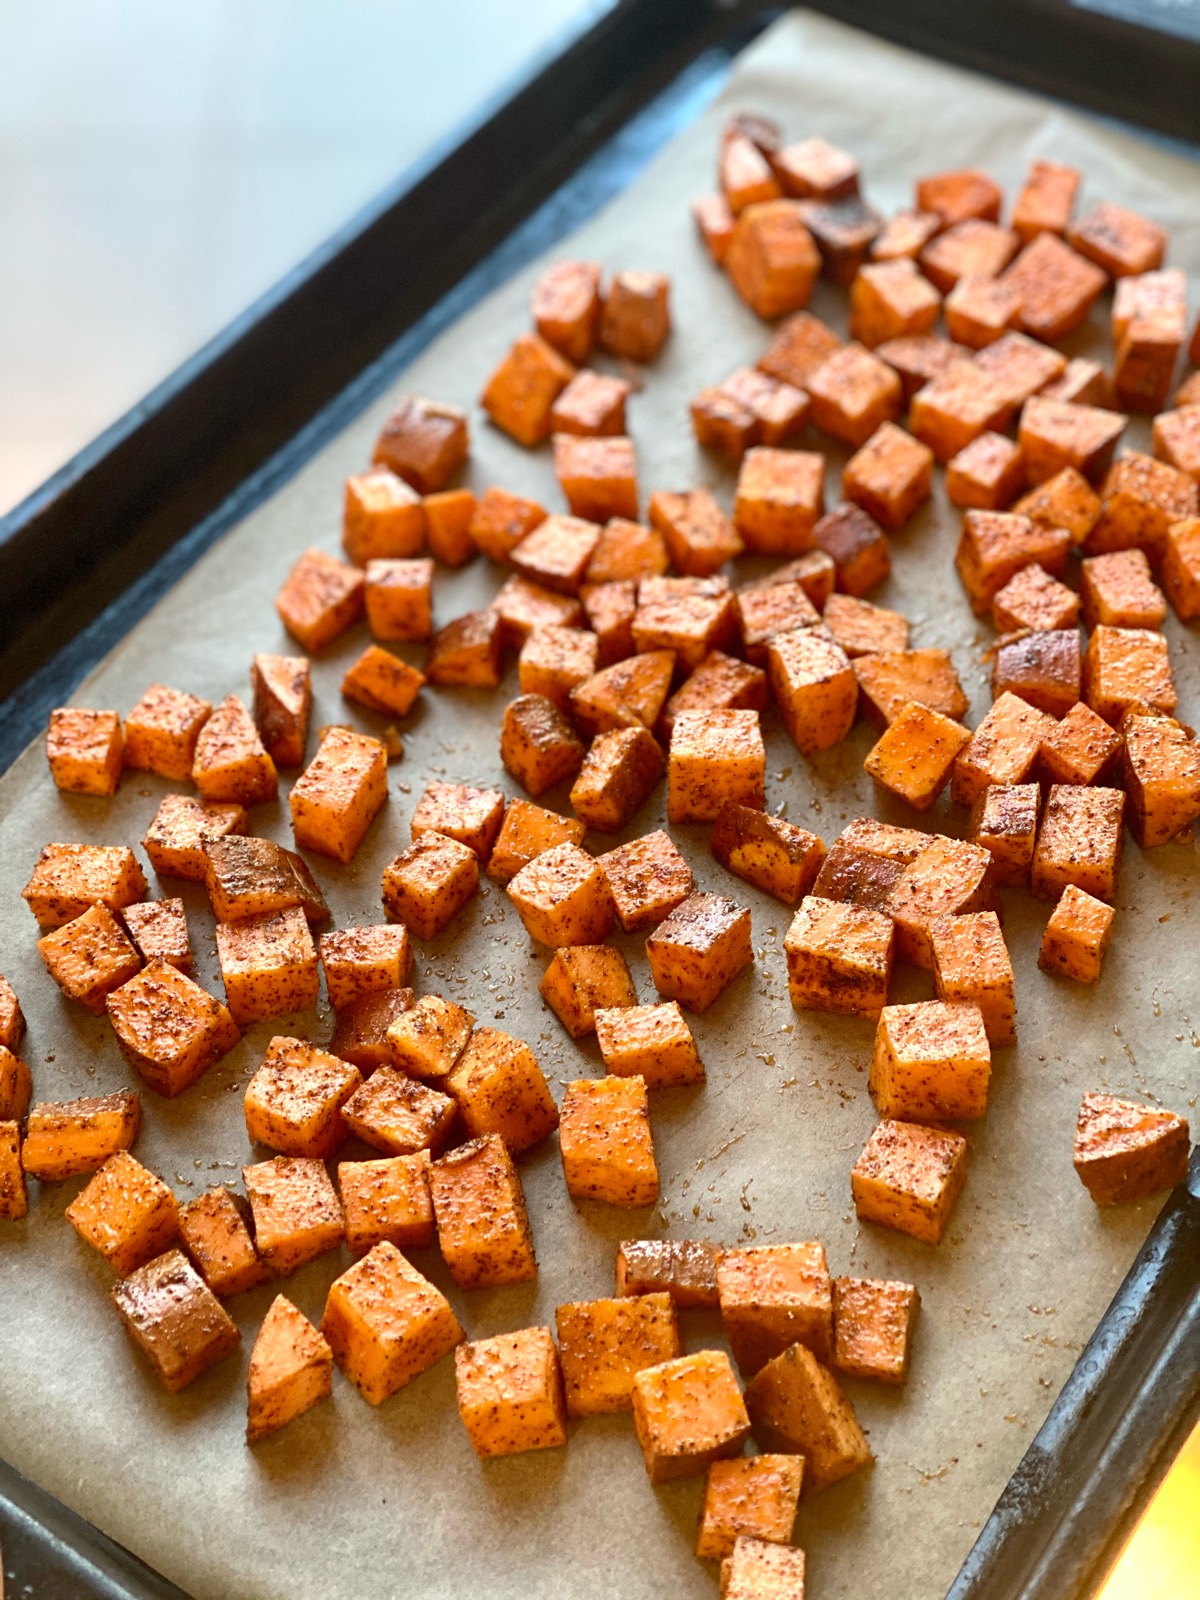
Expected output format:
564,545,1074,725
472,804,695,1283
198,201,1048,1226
572,648,676,736
532,258,602,364
1068,200,1165,277
1018,396,1127,489
730,451,822,559
668,709,764,825
744,1340,871,1493
488,799,584,884
124,684,211,780
203,835,327,927
1153,406,1200,484
855,648,969,726
956,509,1070,615
322,1241,462,1404
112,1250,240,1391
843,422,933,532
481,333,574,447
967,782,1040,886
1123,713,1200,846
362,557,433,643
974,329,1067,408
852,1118,968,1244
650,488,743,575
632,1347,750,1484
20,1091,141,1182
1012,159,1079,241
947,433,1026,512
430,1133,537,1288
1042,357,1112,407
382,832,479,941
772,135,858,200
556,1293,681,1419
177,1187,269,1298
944,275,1023,349
422,487,477,568
1039,701,1123,787
849,259,939,348
244,1036,360,1157
726,201,820,320
570,725,664,833
0,977,25,1057
1086,453,1198,561
246,1293,333,1442
720,367,811,447
919,218,1018,294
869,998,991,1121
469,486,546,562
1112,272,1187,413
276,547,364,654
916,167,1001,227
992,564,1078,632
599,270,671,362
1031,784,1124,902
117,897,190,969
143,795,245,886
550,369,631,438
811,843,904,912
595,1000,704,1091
65,1151,178,1277
953,693,1054,806
559,1074,658,1208
38,904,142,1014
694,192,737,262
342,1067,455,1156
864,700,971,812
1000,233,1107,344
1083,624,1176,723
1073,1092,1188,1204
718,1242,833,1374
22,841,146,928
873,209,944,269
251,653,311,769
540,945,636,1040
1014,465,1102,545
46,707,123,797
876,331,970,399
767,628,857,753
581,579,637,666
832,1276,920,1384
328,987,413,1075
507,841,614,947
801,196,884,285
290,726,387,863
633,577,737,671
500,693,586,798
518,625,598,712
807,343,901,447
711,804,825,904
735,583,821,666
887,836,997,968
585,518,668,586
0,1046,31,1123
243,1154,344,1276
342,467,425,565
446,1027,559,1152
512,511,603,594
339,1152,435,1255
647,892,752,1013
1081,549,1165,631
616,1238,721,1307
411,781,504,865
993,628,1081,720
664,650,769,733
455,1327,566,1458
215,908,319,1025
192,694,278,807
598,829,693,933
908,363,1013,464
492,575,582,646
107,963,238,1097
373,395,467,493
758,310,841,389
319,925,411,1011
720,130,782,214
1039,885,1115,985
697,1457,803,1562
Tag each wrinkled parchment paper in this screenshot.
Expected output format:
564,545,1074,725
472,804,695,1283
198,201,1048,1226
1,13,1198,1599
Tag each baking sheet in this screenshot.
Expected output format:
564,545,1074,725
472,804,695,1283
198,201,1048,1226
2,11,1198,1599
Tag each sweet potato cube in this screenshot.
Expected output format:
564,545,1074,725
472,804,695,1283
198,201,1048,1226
192,694,278,807
532,258,602,364
855,649,969,729
38,904,142,1014
383,995,472,1082
556,1293,681,1418
919,218,1018,293
338,1152,433,1254
720,367,810,448
721,1537,807,1599
511,511,603,595
124,684,212,780
823,594,911,666
813,501,890,595
1018,396,1127,489
46,708,123,796
1123,713,1200,846
554,435,638,524
992,564,1079,632
581,579,638,666
500,694,586,798
800,196,884,284
1083,624,1176,724
956,509,1070,615
1073,1092,1188,1205
807,343,901,447
493,573,585,647
1082,549,1166,631
668,709,765,825
1154,406,1200,485
947,433,1026,512
343,468,425,564
767,628,857,753
595,1001,704,1091
632,578,736,672
769,133,857,200
1114,303,1186,416
971,331,1065,409
993,628,1081,720
455,1327,566,1457
245,658,312,785
112,1250,240,1392
276,547,365,654
1039,701,1122,788
430,1133,537,1288
244,1036,360,1158
0,1047,31,1123
422,487,477,567
726,201,820,319
65,1151,178,1277
22,842,147,928
328,987,413,1075
177,1188,270,1298
758,310,841,390
468,486,546,561
852,1119,967,1244
811,843,904,912
735,583,822,665
871,205,942,264
663,651,768,735
1096,452,1198,564
318,925,411,1012
718,1242,833,1375
246,1294,332,1443
322,1241,462,1403
507,842,614,947
373,395,467,493
518,625,598,713
551,370,631,439
842,422,933,532
289,726,387,864
143,794,246,882
650,488,743,575
382,832,478,940
875,331,970,399
541,945,636,1039
361,557,434,644
0,977,24,1057
869,999,991,1121
864,700,971,812
1162,516,1200,622
909,364,1013,464
783,897,892,1018
1014,466,1102,544
944,275,1023,349
711,804,825,905
570,725,664,833
849,259,939,348
694,192,737,262
1042,357,1112,407
1000,233,1106,343
20,1091,141,1182
481,333,575,447
616,1238,721,1307
1068,200,1165,277
697,1456,803,1562
599,270,671,362
107,962,239,1097
446,1027,558,1153
743,1341,871,1493
1038,884,1115,985
887,836,998,968
560,1075,658,1207
965,782,1039,887
585,519,668,588
916,167,1000,226
488,798,585,883
1012,159,1079,241
244,1155,344,1276
647,892,752,1013
120,899,190,973
598,829,693,933
410,781,504,867
929,912,1015,1049
1177,371,1200,407
203,835,327,928
342,1067,456,1156
632,1348,750,1483
216,909,319,1026
832,1276,919,1384
838,817,930,861
1031,784,1125,903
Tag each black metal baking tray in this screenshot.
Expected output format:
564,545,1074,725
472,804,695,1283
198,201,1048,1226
2,2,1198,1596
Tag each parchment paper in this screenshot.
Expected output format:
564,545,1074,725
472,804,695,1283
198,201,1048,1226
1,13,1198,1600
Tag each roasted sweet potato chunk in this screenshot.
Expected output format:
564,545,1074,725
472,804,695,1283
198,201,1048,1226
1000,232,1106,344
743,1340,871,1493
854,649,968,726
112,1250,240,1392
122,898,191,972
276,548,365,654
322,1241,462,1404
541,945,637,1039
65,1151,179,1277
107,963,239,1098
727,201,820,319
21,1091,141,1181
668,709,765,825
343,467,425,564
144,794,247,882
338,1152,434,1255
843,422,933,532
177,1187,270,1298
22,843,147,928
445,1027,559,1154
600,270,671,362
422,487,477,567
1073,1092,1188,1205
487,799,586,883
851,1118,968,1244
411,781,505,865
570,726,664,833
481,333,575,447
244,1037,361,1158
947,433,1026,513
1123,713,1200,847
1032,784,1125,903
500,694,587,797
833,1276,920,1385
247,1294,333,1442
952,692,1056,805
1039,884,1115,984
0,1047,32,1123
813,501,889,596
342,1068,456,1157
697,1456,803,1562
430,1134,537,1288
244,1155,344,1276
216,908,319,1025
1012,159,1079,241
767,628,856,754
203,835,327,926
807,343,901,447
711,804,825,904
598,829,693,933
864,700,971,812
721,1537,807,1599
616,1238,722,1308
783,897,893,1019
373,396,468,493
38,904,142,1014
930,912,1015,1047
455,1327,567,1457
381,832,479,940
647,892,752,1013
631,1349,750,1484
124,684,213,780
532,258,602,364
993,627,1081,720
319,924,412,1010
595,1001,704,1090
46,708,124,797
507,842,614,947
560,1075,659,1208
887,836,997,968
556,1293,681,1418
718,1242,832,1374
551,370,631,438
869,999,991,1122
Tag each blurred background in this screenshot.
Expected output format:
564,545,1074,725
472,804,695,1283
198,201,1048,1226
0,0,599,514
